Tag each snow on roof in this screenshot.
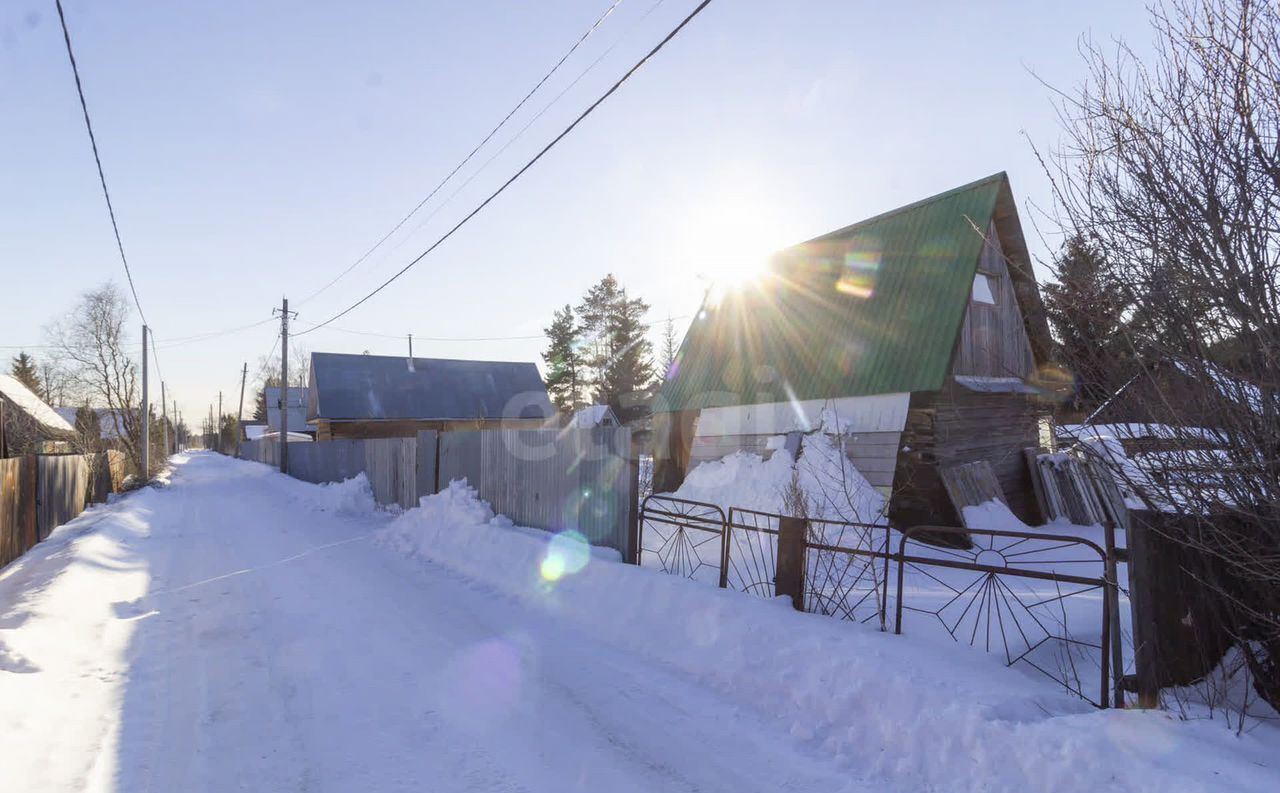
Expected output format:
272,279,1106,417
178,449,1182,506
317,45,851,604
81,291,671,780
0,375,74,434
53,407,129,440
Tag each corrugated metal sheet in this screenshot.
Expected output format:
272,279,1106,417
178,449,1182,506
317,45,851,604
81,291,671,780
657,173,1008,412
265,386,309,433
310,353,553,422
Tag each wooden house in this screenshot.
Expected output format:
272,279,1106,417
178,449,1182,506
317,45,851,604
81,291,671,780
306,352,555,440
1,376,76,455
653,173,1055,527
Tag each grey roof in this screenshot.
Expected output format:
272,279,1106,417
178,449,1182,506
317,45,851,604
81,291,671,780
53,407,128,439
265,386,309,434
308,352,553,422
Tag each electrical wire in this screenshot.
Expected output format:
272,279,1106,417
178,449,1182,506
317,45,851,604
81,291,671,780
295,0,626,308
294,314,690,343
54,0,147,327
295,0,715,337
336,0,669,282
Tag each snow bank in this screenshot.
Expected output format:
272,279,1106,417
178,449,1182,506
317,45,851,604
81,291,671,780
671,432,886,524
380,484,1278,793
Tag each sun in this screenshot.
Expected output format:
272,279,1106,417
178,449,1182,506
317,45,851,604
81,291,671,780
678,199,786,293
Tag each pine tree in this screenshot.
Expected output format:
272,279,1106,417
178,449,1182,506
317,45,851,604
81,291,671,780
576,274,622,391
658,317,679,381
10,352,42,396
596,290,654,423
1042,235,1134,413
542,304,582,413
252,386,268,422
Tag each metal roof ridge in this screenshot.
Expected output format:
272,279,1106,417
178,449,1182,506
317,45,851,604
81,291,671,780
800,171,1007,245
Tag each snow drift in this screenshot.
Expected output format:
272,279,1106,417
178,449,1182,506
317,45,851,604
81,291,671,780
670,432,886,524
381,481,1278,793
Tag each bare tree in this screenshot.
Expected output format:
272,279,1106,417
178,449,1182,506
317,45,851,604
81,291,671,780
1036,0,1280,710
46,284,147,479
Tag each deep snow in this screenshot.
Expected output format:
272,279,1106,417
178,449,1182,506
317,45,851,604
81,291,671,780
0,452,1276,793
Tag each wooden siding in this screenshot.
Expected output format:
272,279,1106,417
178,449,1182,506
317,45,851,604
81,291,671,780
891,378,1041,528
316,417,544,441
952,221,1036,380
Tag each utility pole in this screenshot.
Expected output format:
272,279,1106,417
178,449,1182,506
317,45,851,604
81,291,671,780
141,323,150,479
235,362,247,458
217,391,223,453
161,381,169,458
408,333,415,372
175,400,180,451
272,298,297,473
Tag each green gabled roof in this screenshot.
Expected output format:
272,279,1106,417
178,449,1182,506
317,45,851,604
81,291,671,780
657,172,1019,413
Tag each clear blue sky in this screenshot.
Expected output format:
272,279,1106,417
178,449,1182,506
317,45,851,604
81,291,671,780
0,0,1152,425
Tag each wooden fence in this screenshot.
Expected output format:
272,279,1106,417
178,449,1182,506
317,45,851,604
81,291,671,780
438,427,635,554
237,427,636,555
241,437,422,510
0,452,122,570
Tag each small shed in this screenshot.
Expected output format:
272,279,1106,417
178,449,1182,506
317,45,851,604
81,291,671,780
266,386,311,438
306,352,554,440
572,404,620,428
1,375,75,454
653,172,1055,527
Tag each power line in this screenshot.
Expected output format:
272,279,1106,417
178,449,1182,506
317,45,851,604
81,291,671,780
54,0,147,326
339,0,670,282
295,314,691,342
296,0,626,308
296,0,716,337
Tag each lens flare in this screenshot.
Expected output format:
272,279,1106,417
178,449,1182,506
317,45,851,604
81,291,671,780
540,530,591,582
835,248,882,299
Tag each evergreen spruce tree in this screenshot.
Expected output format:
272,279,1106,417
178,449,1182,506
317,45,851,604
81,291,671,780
10,352,42,396
658,317,679,380
541,304,582,413
596,290,654,423
1042,235,1133,413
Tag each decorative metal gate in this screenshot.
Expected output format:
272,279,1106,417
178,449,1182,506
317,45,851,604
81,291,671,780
893,525,1114,708
637,495,728,587
725,508,892,628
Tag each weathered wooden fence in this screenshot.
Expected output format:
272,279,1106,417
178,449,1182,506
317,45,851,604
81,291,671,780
37,455,87,540
237,427,636,555
438,427,635,554
241,437,421,509
1,452,121,570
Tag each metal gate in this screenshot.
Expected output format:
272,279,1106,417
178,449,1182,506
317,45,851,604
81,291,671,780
894,525,1115,708
637,495,728,587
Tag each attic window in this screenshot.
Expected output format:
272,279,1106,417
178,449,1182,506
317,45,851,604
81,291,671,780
971,273,997,304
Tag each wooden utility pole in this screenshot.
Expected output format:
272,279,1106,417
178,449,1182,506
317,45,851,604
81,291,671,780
161,381,169,458
235,362,248,458
273,298,296,473
141,323,149,478
174,400,180,451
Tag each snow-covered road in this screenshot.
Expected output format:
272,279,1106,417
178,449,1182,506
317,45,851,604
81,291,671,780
0,453,862,792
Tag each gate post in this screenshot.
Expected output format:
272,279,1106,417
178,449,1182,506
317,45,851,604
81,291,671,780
776,515,807,611
1127,512,1161,708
